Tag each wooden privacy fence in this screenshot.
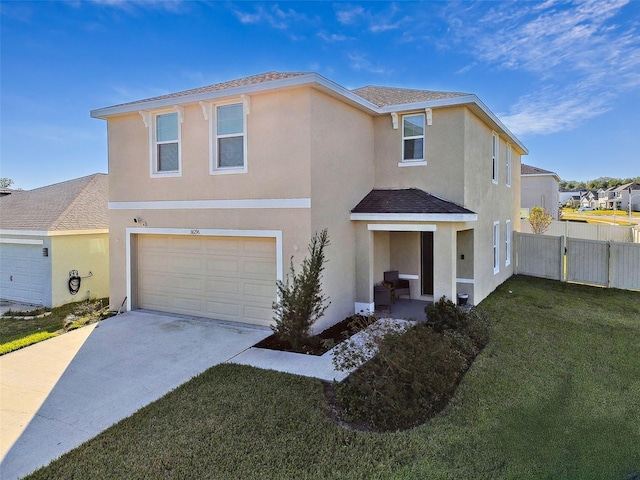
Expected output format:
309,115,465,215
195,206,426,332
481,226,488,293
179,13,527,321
514,232,640,291
519,220,635,243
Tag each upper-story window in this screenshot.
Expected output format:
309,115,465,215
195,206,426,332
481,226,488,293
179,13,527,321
492,132,499,184
143,108,182,178
214,102,246,172
506,143,512,188
402,114,425,162
156,112,180,172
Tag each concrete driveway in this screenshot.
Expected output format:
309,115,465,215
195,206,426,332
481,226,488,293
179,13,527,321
0,310,270,479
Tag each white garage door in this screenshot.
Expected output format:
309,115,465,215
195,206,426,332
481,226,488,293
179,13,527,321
0,243,46,305
137,235,277,326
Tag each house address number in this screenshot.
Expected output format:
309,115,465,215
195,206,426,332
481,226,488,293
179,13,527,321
191,229,200,235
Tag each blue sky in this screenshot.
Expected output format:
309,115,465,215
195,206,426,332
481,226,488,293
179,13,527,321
1,0,639,190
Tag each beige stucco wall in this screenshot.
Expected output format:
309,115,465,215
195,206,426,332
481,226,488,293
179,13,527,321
309,89,374,330
463,109,522,303
51,233,110,307
522,175,560,220
106,86,376,330
372,107,466,204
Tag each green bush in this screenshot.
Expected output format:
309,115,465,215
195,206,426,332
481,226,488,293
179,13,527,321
334,298,491,431
0,331,57,355
272,229,330,351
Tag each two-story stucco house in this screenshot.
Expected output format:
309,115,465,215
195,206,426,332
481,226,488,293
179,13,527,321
521,163,560,220
91,72,527,331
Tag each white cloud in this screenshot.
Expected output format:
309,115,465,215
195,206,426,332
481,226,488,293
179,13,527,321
446,0,640,136
232,4,312,30
317,31,347,43
347,52,392,75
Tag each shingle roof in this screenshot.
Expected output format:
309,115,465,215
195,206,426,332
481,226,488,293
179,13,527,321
521,163,557,176
112,71,309,108
0,174,108,231
351,86,469,108
351,188,475,215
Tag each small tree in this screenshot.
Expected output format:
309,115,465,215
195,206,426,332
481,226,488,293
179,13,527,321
529,205,553,234
272,229,330,351
0,178,14,188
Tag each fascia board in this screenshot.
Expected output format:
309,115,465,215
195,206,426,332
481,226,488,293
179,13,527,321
350,213,478,222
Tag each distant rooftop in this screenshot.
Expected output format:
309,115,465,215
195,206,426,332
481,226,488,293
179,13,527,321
0,174,108,231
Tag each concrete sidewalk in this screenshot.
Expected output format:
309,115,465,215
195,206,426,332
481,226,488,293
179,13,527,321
0,311,271,480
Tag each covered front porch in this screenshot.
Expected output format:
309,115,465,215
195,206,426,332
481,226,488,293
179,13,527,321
350,189,478,314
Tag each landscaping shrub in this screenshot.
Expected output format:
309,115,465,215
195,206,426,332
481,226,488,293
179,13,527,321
272,229,330,351
334,297,490,432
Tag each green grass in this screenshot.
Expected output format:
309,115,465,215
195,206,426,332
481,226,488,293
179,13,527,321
25,277,640,479
0,298,109,346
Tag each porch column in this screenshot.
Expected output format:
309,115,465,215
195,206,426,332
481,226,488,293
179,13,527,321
433,226,457,302
354,222,374,313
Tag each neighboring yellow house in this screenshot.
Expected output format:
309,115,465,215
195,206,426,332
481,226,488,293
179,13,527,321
521,163,560,220
91,72,527,331
0,174,109,307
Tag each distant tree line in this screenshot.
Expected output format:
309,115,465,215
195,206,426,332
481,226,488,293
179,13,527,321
559,176,640,191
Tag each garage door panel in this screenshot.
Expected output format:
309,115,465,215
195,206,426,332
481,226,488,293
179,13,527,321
207,279,240,295
137,235,276,326
244,282,276,300
206,259,239,274
206,301,240,318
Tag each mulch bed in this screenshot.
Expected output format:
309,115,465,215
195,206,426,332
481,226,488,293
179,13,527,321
254,314,375,355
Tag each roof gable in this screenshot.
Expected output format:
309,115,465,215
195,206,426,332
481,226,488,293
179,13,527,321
0,174,108,232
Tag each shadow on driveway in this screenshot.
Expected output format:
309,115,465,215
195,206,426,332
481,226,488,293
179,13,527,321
0,311,270,479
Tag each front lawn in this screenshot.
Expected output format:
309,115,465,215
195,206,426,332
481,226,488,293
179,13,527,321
26,276,640,479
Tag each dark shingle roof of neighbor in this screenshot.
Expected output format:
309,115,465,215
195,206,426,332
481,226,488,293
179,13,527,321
351,188,475,215
350,85,469,107
0,173,108,231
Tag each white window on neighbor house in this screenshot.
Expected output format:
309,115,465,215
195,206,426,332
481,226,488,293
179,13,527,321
213,102,246,173
505,219,511,267
493,221,500,275
492,132,499,184
402,113,425,163
151,110,182,176
506,143,512,188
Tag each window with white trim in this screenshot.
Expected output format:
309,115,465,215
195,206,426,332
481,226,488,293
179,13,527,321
150,110,182,176
505,219,511,267
402,113,425,162
506,143,512,188
493,221,500,274
214,102,246,172
492,132,499,184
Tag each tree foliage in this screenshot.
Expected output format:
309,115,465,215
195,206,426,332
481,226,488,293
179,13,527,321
0,178,14,188
560,176,640,191
272,229,330,351
529,206,553,234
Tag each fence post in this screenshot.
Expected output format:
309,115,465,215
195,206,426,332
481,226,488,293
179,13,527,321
561,235,567,282
607,241,613,288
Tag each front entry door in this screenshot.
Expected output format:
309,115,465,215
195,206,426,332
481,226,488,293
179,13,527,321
421,232,434,295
